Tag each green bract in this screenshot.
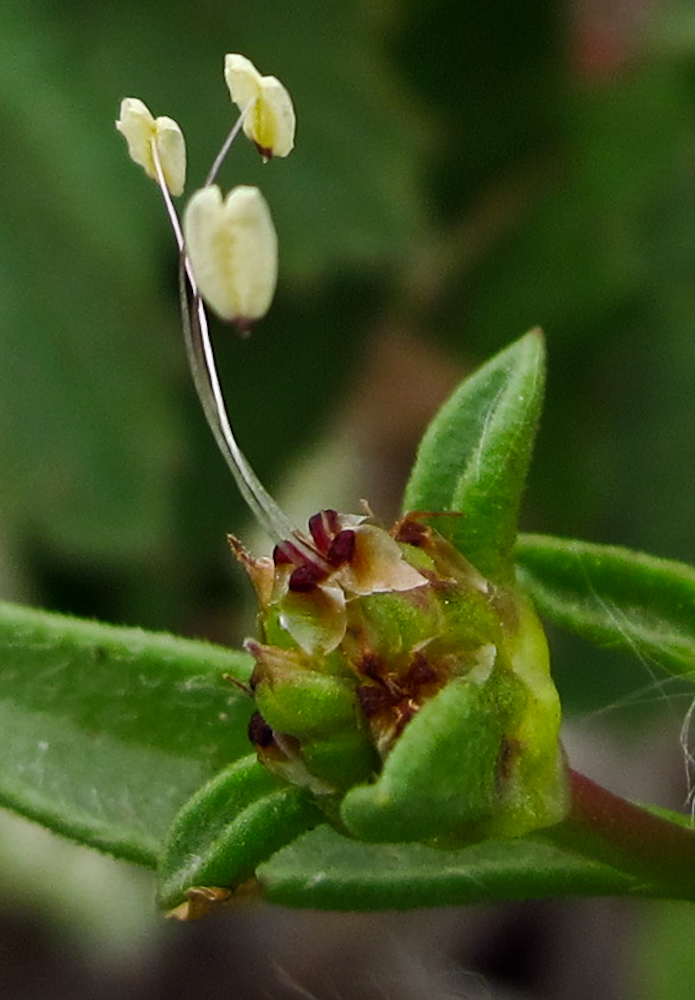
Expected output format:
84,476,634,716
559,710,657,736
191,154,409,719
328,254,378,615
404,329,545,583
241,510,567,848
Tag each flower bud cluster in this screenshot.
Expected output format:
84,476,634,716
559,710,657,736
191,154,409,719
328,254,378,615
238,511,567,843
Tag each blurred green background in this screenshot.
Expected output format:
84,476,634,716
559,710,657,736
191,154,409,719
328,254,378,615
2,0,695,997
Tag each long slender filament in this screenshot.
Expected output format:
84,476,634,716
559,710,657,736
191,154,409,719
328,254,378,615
204,107,250,187
150,134,326,566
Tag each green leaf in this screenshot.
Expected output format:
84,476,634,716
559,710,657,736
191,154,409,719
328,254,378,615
515,534,695,678
257,823,648,911
0,600,255,865
403,331,545,582
157,754,321,910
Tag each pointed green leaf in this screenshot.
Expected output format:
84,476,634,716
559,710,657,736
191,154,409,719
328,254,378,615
515,534,695,678
157,754,321,910
0,600,255,865
403,331,545,581
256,824,648,910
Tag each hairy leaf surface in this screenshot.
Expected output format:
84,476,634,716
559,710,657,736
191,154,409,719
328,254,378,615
158,755,321,909
403,331,545,581
516,535,695,679
0,601,254,864
257,824,646,910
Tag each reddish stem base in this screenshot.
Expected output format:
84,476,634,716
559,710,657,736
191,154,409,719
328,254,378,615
545,769,695,901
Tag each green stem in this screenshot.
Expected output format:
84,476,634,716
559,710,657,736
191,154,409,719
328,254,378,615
544,769,695,901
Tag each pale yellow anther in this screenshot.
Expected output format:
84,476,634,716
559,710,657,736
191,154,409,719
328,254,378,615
116,98,186,196
183,184,278,325
224,54,295,159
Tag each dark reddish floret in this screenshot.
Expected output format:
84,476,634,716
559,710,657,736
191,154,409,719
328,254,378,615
308,509,341,553
273,540,305,566
327,529,355,567
248,711,275,748
358,651,384,681
308,511,331,553
289,561,328,592
394,517,429,547
357,684,392,718
405,652,438,688
323,508,340,533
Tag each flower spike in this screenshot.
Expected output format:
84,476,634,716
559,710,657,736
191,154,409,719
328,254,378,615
116,65,571,903
224,53,296,160
116,98,186,196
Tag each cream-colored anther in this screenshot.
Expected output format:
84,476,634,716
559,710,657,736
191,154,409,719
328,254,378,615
116,98,186,196
224,54,295,159
183,184,278,325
